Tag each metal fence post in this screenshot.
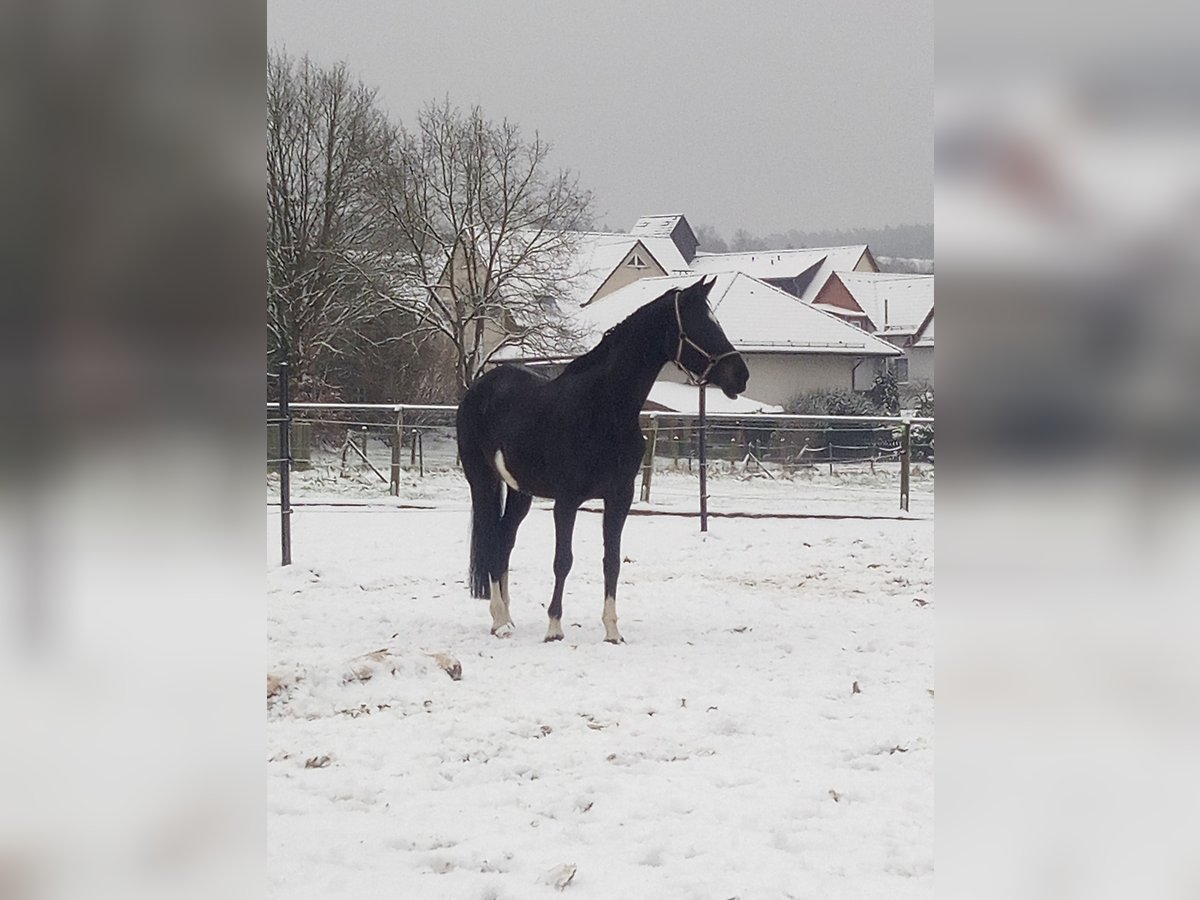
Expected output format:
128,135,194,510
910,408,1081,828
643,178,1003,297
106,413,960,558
278,362,292,566
389,408,402,496
900,421,911,512
698,386,709,532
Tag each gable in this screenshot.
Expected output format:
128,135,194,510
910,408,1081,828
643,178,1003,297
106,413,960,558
813,273,868,316
586,240,668,305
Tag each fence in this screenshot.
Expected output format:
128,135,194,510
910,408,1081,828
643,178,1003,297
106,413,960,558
268,387,932,564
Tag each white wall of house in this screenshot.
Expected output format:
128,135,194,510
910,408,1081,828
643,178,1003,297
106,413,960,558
657,352,870,407
871,345,934,392
907,346,934,389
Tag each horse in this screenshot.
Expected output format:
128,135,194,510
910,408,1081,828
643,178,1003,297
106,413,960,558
455,275,749,643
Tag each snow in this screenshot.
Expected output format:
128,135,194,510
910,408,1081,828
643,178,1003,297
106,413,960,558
578,273,901,357
647,381,783,415
268,479,933,897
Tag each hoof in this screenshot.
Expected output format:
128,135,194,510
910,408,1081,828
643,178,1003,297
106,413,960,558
603,637,626,645
543,633,564,643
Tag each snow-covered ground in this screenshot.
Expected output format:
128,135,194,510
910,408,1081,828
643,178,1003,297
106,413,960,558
268,485,933,897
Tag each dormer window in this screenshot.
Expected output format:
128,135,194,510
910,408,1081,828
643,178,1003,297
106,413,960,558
627,253,648,270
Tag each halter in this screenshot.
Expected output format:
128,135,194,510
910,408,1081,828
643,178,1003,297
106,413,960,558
672,289,741,386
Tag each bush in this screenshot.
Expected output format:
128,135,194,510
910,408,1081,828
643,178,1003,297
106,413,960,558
788,388,880,417
867,371,901,416
781,387,889,463
912,389,934,461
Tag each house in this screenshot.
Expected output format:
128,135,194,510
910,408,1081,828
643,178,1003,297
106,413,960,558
690,244,878,301
813,271,935,389
562,231,692,308
447,211,925,402
628,214,700,264
495,272,900,409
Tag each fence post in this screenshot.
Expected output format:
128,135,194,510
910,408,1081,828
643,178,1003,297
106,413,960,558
390,408,403,496
278,362,292,566
827,425,834,476
900,421,911,512
418,430,424,477
640,415,657,503
698,386,709,532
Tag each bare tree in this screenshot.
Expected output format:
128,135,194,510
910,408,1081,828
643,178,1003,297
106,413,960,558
267,51,401,399
372,100,594,393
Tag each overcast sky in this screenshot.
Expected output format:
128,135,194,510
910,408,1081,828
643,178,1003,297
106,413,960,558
267,0,932,235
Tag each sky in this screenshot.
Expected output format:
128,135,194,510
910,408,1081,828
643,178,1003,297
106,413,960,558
267,0,932,235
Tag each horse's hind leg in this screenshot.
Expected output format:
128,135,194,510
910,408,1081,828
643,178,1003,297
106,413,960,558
600,484,634,644
497,490,532,624
544,500,579,642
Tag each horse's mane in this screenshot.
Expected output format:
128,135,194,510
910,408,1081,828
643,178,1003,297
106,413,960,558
560,292,671,377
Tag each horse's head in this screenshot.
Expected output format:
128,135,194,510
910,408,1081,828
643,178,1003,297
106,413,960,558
670,276,750,399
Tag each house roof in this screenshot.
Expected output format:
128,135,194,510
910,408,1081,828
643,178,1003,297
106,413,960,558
554,232,692,307
689,244,868,281
913,307,934,347
575,272,900,357
646,382,783,415
629,214,691,241
834,272,935,335
635,235,691,273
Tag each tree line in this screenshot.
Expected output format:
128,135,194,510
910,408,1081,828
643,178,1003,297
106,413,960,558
267,50,594,402
268,51,932,402
693,222,933,262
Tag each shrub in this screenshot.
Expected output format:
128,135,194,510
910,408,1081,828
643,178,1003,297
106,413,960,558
912,389,934,461
781,388,888,462
867,371,901,416
788,388,880,417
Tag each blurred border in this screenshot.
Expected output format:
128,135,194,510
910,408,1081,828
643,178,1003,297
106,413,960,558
939,1,1200,897
1,2,263,898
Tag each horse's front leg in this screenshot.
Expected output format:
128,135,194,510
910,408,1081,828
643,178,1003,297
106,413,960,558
544,500,578,642
601,484,634,644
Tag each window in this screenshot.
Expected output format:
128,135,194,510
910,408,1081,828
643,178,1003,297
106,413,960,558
879,357,909,383
627,253,648,270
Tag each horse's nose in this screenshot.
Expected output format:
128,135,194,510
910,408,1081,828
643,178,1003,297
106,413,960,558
734,359,750,392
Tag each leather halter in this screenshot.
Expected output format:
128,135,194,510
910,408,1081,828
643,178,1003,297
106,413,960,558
671,289,741,387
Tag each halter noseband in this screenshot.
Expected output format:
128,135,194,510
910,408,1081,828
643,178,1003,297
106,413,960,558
671,289,741,387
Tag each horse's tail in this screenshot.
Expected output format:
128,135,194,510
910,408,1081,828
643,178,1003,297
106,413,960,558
456,386,501,599
467,477,502,599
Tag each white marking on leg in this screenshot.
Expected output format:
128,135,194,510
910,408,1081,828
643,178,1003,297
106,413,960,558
544,617,564,642
489,579,513,635
602,595,623,643
500,571,512,615
494,450,521,492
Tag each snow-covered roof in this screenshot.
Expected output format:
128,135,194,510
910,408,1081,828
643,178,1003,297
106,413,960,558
629,214,688,240
689,245,869,290
914,309,934,347
835,272,935,335
646,382,783,415
552,232,692,307
577,272,900,357
634,236,691,274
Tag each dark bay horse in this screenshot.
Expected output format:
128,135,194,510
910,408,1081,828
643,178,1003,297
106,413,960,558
455,276,749,643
